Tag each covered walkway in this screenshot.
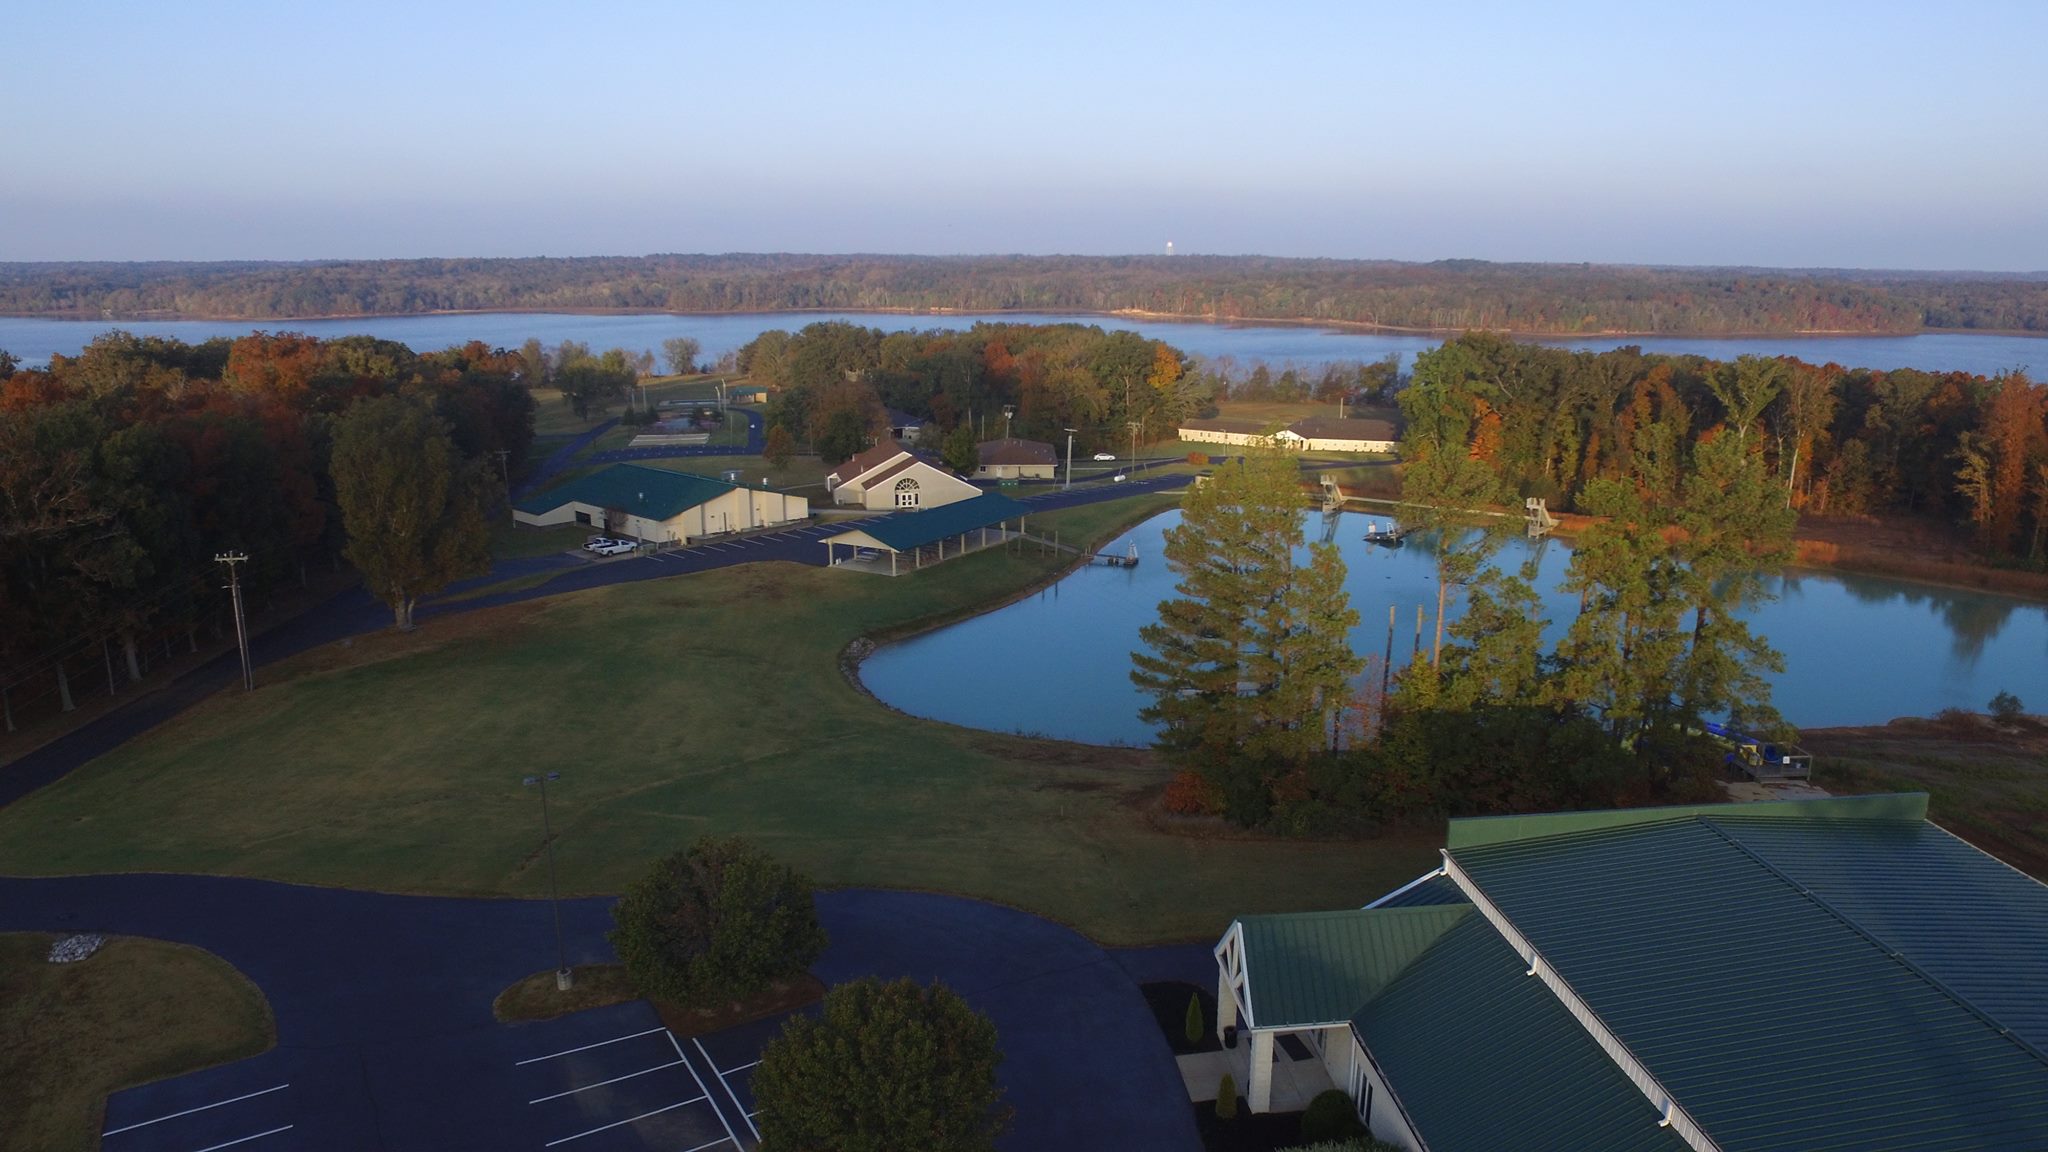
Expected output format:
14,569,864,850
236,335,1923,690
821,492,1032,576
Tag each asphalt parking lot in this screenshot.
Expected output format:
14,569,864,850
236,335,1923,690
506,1001,802,1151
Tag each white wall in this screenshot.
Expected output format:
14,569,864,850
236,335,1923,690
1345,1035,1424,1152
1180,427,1273,447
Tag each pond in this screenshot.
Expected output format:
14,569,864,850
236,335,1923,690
857,510,2048,746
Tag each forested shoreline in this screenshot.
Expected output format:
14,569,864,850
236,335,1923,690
5,254,2048,334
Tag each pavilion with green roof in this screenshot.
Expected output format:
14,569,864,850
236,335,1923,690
1211,792,2048,1151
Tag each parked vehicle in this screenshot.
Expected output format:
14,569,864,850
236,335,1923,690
1111,473,1128,483
594,540,638,557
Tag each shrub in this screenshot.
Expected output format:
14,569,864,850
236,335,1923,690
1300,1088,1368,1143
1162,770,1223,815
608,836,826,1010
1990,690,2025,723
1184,993,1204,1046
1188,451,1210,466
1215,1072,1239,1120
753,978,1010,1152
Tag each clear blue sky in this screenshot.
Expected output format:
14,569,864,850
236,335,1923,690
4,0,2043,269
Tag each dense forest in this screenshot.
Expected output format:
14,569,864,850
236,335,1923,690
5,255,2048,334
740,321,1213,464
0,332,535,728
1401,332,2048,563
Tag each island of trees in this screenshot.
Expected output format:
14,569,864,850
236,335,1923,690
5,254,2047,334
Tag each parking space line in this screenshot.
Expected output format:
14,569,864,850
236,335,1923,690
190,1127,293,1152
515,1026,667,1066
678,1140,735,1152
102,1084,290,1136
527,1060,691,1104
695,1038,761,1142
670,1031,742,1150
542,1099,701,1147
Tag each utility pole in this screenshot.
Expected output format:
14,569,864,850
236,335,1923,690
1064,428,1077,491
524,772,573,990
1127,420,1141,476
214,553,253,692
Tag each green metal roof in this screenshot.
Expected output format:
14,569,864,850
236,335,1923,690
1450,813,2048,1152
1710,814,2048,1051
1234,906,1470,1028
831,492,1031,553
1444,791,1928,851
1354,912,1690,1152
1368,870,1466,909
514,464,749,521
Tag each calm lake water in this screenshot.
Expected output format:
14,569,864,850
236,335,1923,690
1,311,2042,377
859,510,2048,745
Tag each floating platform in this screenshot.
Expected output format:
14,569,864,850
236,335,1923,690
1362,521,1409,547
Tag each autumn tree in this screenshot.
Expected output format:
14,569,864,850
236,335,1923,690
660,336,700,376
330,396,489,630
763,424,796,473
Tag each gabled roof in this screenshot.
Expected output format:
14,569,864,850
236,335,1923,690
1232,906,1471,1029
514,463,749,521
830,438,910,486
1354,912,1689,1152
885,406,923,428
1287,417,1397,441
1448,803,2048,1152
977,437,1057,466
826,492,1030,552
1366,870,1467,909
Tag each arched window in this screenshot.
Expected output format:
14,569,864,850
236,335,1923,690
894,477,920,508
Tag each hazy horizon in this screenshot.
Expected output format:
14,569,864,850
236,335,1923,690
6,0,2044,270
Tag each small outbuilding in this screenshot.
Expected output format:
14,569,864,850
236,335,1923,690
513,463,808,544
974,437,1058,480
819,492,1032,576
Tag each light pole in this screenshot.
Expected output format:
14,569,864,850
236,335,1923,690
522,771,573,990
1002,405,1014,440
1063,428,1077,491
1127,420,1141,477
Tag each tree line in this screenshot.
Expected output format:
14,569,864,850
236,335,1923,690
7,254,2048,333
740,321,1210,464
0,331,535,728
1402,331,2048,563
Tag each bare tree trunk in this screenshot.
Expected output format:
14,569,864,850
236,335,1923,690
57,663,74,713
122,633,143,682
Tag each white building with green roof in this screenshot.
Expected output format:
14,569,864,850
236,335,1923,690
1213,792,2048,1152
513,463,808,544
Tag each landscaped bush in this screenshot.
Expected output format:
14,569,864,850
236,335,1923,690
753,977,1010,1152
1188,451,1210,466
608,836,827,1009
1216,1073,1239,1120
1299,1088,1367,1143
1184,992,1204,1046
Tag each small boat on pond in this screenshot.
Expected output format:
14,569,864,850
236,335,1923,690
1362,520,1408,547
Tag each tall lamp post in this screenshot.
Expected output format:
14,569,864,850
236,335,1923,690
1127,420,1141,477
1063,428,1077,491
522,771,573,990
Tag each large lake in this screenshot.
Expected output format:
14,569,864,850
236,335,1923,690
1,311,2042,377
859,510,2048,744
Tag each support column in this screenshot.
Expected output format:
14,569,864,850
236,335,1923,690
1217,968,1238,1038
891,550,898,576
1249,1029,1275,1114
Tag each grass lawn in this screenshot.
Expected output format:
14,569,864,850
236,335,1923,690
1808,714,2048,879
0,494,1437,945
0,934,275,1152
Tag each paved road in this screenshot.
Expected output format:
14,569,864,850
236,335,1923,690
0,877,1198,1152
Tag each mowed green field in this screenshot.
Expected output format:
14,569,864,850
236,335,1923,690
0,496,1437,944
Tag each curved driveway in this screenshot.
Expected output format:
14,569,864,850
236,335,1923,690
0,876,1198,1151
